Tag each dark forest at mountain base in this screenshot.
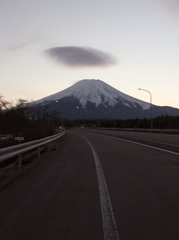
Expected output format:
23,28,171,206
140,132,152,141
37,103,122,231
61,114,179,129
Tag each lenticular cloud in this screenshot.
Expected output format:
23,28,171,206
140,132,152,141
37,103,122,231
44,46,117,68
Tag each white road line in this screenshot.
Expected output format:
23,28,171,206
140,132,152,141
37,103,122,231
98,134,179,156
82,136,120,240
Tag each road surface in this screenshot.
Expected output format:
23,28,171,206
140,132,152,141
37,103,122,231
0,130,179,239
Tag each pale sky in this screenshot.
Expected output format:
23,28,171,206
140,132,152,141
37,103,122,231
1,0,179,108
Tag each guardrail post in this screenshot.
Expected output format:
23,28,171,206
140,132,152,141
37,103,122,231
48,143,51,151
18,154,22,170
37,146,40,157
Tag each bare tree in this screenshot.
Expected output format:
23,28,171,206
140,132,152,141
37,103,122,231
0,96,12,112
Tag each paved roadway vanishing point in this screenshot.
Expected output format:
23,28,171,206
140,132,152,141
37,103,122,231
0,129,179,240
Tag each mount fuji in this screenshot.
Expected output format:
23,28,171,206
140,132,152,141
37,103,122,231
32,79,179,119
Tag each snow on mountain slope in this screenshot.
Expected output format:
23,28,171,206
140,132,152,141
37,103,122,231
34,79,150,110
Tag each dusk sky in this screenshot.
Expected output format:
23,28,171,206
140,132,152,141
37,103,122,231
1,0,179,108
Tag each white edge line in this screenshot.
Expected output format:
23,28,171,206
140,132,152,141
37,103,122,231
97,134,179,156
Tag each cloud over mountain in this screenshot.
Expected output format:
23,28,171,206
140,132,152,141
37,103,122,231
44,46,117,68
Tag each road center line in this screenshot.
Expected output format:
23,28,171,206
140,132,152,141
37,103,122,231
82,136,120,240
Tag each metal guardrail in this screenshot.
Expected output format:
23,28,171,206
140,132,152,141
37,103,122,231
0,131,65,170
85,128,179,135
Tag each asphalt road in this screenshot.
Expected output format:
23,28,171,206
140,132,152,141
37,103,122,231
0,130,179,240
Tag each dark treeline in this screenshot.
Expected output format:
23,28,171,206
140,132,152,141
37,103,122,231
62,115,179,129
0,97,60,148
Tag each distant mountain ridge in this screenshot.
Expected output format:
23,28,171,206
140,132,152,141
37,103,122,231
32,79,179,119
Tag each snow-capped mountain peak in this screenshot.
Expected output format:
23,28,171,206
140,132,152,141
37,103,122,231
34,79,150,110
